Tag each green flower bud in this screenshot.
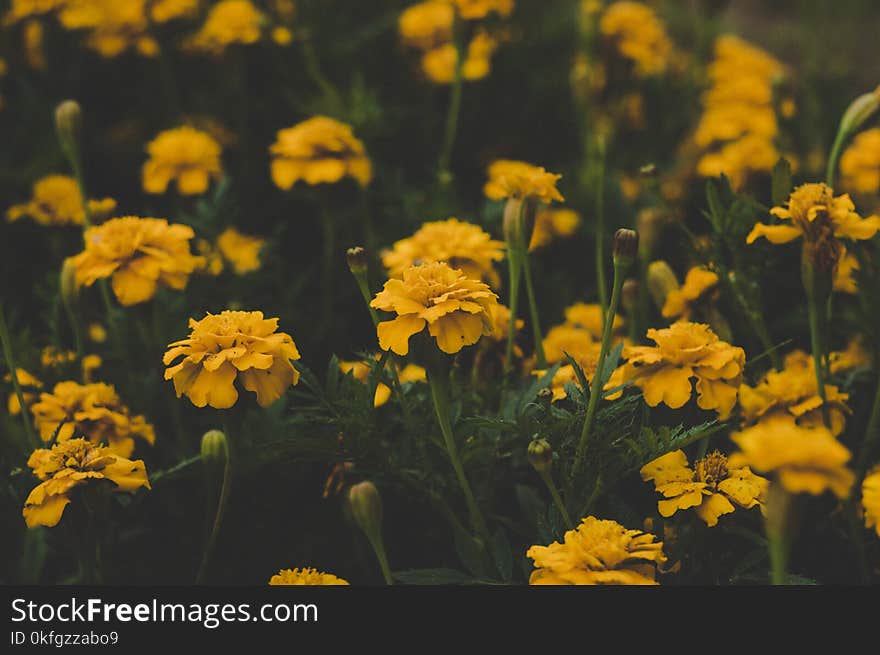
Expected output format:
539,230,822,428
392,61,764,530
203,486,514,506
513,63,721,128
347,480,383,539
612,228,639,266
838,86,880,140
527,438,553,476
646,260,679,311
201,429,229,467
55,100,82,158
346,246,368,274
60,257,79,309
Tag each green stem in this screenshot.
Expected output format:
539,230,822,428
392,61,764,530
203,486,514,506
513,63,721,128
363,528,394,586
593,138,607,319
855,376,880,480
522,254,546,368
540,471,573,530
0,305,39,450
504,250,523,375
825,128,847,187
196,429,232,584
427,364,490,548
300,35,343,116
804,263,831,428
68,152,93,228
571,259,626,482
767,492,790,586
437,22,465,186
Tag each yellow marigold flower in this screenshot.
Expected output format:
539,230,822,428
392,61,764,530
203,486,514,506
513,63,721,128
483,159,564,203
452,0,514,20
840,128,880,195
420,30,498,84
269,116,372,189
738,350,850,437
4,0,66,24
150,0,200,23
599,1,673,76
59,0,158,58
832,248,859,294
6,175,116,226
863,467,880,538
729,417,854,498
142,126,224,195
527,516,666,585
339,358,426,408
486,302,522,343
381,218,504,285
640,449,767,527
563,302,623,340
216,227,265,274
22,438,150,528
163,310,301,409
529,207,581,251
370,261,498,356
268,568,349,585
747,183,880,248
30,381,155,457
72,216,203,306
41,346,76,368
6,368,42,416
661,266,718,320
398,1,453,51
88,322,107,344
829,336,871,375
186,0,263,54
81,354,102,383
614,321,745,419
542,323,597,366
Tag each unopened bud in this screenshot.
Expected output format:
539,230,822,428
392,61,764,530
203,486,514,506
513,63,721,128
201,429,229,467
646,260,679,311
612,228,639,266
536,387,553,405
838,85,880,140
527,438,553,476
503,197,537,250
346,246,368,274
638,163,657,178
55,100,82,157
347,480,383,539
60,257,79,308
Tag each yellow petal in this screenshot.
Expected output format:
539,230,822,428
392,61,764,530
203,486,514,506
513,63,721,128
694,492,735,526
428,312,485,354
23,492,72,528
377,315,426,356
745,223,802,244
186,361,239,409
240,357,296,407
637,366,693,409
111,267,158,306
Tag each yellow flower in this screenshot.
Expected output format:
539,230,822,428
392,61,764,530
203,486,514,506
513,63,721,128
186,0,263,54
527,516,666,585
863,467,880,538
339,358,426,408
399,1,453,51
420,31,498,84
216,227,265,274
832,248,859,294
563,302,623,340
22,438,150,529
640,450,767,526
196,238,225,276
59,0,158,58
739,350,850,436
88,322,107,344
729,417,854,498
72,216,203,306
529,208,581,251
271,26,293,45
483,159,564,203
4,0,67,24
5,368,42,416
268,568,349,585
142,126,224,195
747,183,880,248
163,310,301,409
829,336,871,375
661,266,718,320
269,116,372,189
6,175,116,226
486,301,522,343
381,218,505,285
614,321,745,419
41,346,76,368
840,128,880,195
81,354,102,383
599,1,673,76
542,323,597,366
370,261,498,356
30,381,155,457
452,0,514,20
150,0,200,23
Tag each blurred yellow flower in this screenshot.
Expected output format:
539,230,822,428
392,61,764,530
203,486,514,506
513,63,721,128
196,238,225,276
485,301,521,342
661,266,718,320
339,358,426,407
23,19,46,70
640,449,767,526
186,0,263,54
23,438,150,528
529,207,581,251
271,26,293,45
6,175,115,226
738,350,850,436
863,467,880,538
81,354,102,383
840,128,880,195
729,417,854,498
421,31,498,84
527,516,666,585
599,1,673,76
452,0,514,20
4,0,66,24
41,346,76,368
150,0,200,23
563,302,623,340
59,0,158,58
268,568,349,585
30,380,155,457
381,218,505,285
398,1,453,51
72,216,203,306
142,126,224,195
5,368,41,416
829,336,871,374
163,310,301,409
542,323,597,366
614,321,745,419
88,322,107,344
483,159,564,203
216,227,265,274
270,116,372,189
370,261,498,356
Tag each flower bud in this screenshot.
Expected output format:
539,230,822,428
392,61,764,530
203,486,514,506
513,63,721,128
346,246,368,274
646,260,679,311
55,99,82,157
201,429,229,468
638,163,657,178
612,228,639,266
347,480,383,539
621,278,639,315
536,387,554,406
527,438,553,476
838,85,880,140
503,196,537,250
60,257,79,308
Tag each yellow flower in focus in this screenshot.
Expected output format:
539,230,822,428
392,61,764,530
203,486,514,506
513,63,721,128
59,0,158,58
483,159,564,203
527,516,666,585
661,266,718,320
216,227,265,274
268,568,349,585
163,310,301,409
339,358,426,408
863,468,880,538
614,321,745,419
142,126,224,195
729,418,854,498
269,116,372,189
640,450,767,526
150,0,200,23
370,261,498,356
840,128,880,195
529,208,581,251
6,175,116,226
452,0,514,20
599,1,673,76
186,0,263,54
6,368,42,416
381,218,505,285
30,381,155,457
72,216,203,306
22,438,150,528
563,302,623,340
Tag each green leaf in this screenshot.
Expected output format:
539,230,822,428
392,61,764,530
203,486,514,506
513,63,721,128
392,568,473,585
491,529,513,582
771,157,792,207
563,351,589,395
598,341,624,393
705,179,723,230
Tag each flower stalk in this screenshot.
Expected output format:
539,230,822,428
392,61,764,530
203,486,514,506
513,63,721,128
528,439,573,529
765,484,792,585
196,428,232,584
504,197,545,370
347,481,393,585
0,305,39,450
801,255,831,428
437,16,465,187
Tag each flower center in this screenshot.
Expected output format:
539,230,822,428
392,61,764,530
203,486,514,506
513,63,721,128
695,450,729,489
